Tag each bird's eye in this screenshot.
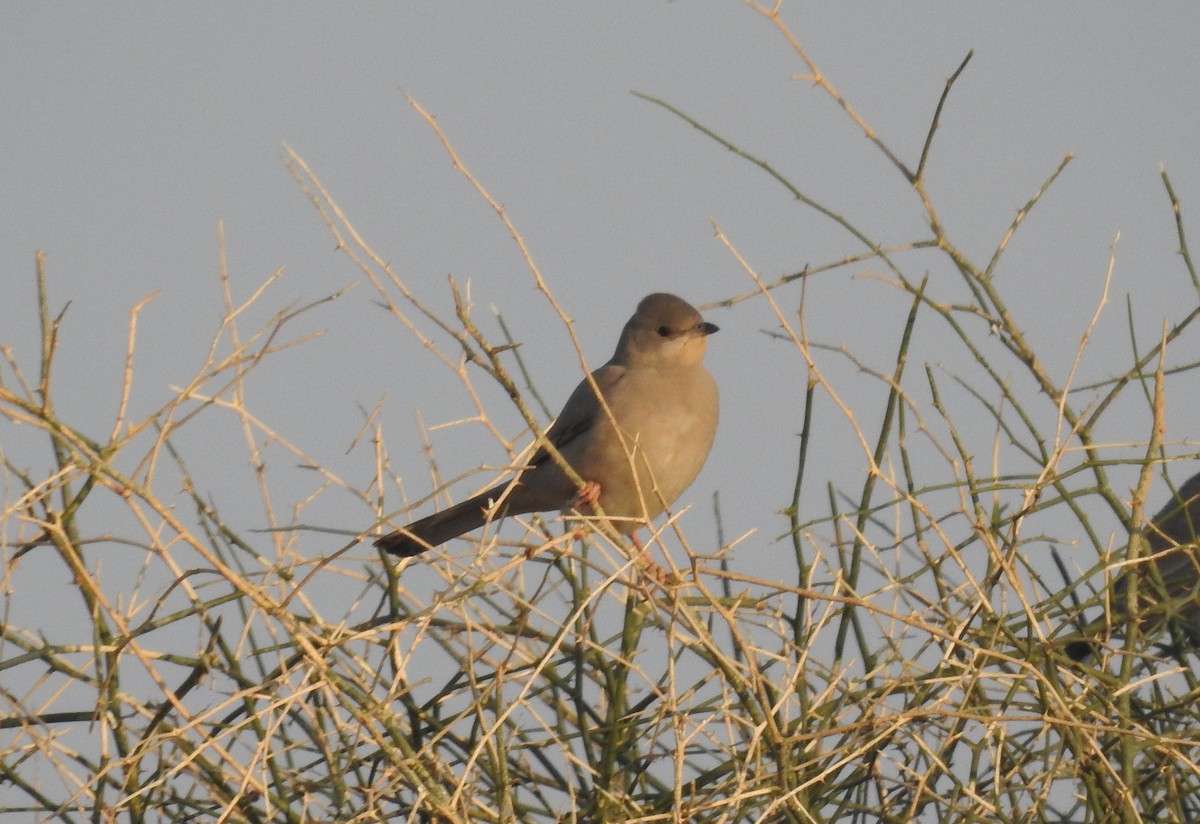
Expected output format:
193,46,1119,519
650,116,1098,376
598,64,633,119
656,326,671,337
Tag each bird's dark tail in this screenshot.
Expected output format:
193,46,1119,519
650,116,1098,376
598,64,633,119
375,484,524,557
1064,638,1096,662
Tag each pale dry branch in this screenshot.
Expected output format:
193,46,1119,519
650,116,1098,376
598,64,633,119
7,11,1200,824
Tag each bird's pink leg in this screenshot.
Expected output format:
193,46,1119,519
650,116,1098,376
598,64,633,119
626,530,678,585
569,483,675,584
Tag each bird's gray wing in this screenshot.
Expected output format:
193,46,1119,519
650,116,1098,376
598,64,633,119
529,363,626,467
1145,472,1200,552
1117,472,1200,605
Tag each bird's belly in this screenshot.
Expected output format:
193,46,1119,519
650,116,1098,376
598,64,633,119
570,370,717,526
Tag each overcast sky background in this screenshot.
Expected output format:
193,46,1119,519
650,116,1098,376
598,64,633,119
4,5,1200,667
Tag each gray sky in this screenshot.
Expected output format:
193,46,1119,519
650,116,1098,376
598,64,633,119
4,5,1200,629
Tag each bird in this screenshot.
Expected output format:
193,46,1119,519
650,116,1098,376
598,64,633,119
375,292,720,558
1063,470,1200,661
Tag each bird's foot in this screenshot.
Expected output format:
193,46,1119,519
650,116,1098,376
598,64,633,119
573,481,602,509
643,558,678,586
629,531,679,585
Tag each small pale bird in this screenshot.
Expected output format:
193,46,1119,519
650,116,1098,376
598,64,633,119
375,293,720,558
1064,471,1200,661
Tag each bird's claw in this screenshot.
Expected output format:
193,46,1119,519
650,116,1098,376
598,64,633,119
573,481,602,509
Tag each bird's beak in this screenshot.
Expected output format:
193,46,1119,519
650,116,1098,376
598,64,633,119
700,322,719,336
